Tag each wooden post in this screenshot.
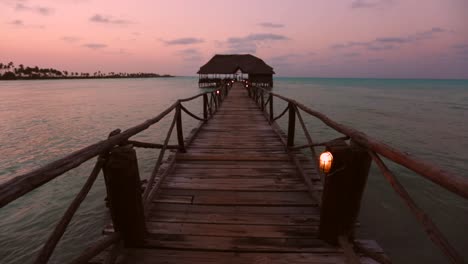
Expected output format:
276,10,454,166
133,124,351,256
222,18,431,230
176,104,186,153
287,102,296,147
103,145,146,247
203,93,208,120
319,139,371,245
260,90,265,111
269,94,273,123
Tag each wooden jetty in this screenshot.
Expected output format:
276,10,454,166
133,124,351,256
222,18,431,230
1,81,467,264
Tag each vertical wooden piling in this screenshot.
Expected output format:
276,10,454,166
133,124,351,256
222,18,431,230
319,140,371,244
269,94,274,123
287,102,296,147
103,145,146,247
203,94,208,120
176,104,186,153
261,90,265,111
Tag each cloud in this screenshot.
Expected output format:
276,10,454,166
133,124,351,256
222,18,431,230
15,3,53,16
351,0,391,9
8,19,24,26
90,14,132,25
82,43,107,49
62,36,80,43
343,52,360,57
331,27,448,52
375,37,408,43
368,58,385,63
452,44,468,49
7,19,44,28
176,48,203,61
162,37,204,45
225,33,289,53
259,22,284,28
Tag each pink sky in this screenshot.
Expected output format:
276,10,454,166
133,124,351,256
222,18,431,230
1,0,467,78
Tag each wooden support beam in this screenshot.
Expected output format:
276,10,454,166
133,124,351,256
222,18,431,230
287,102,296,147
319,140,371,245
103,145,146,247
269,94,273,123
260,90,265,111
176,104,186,153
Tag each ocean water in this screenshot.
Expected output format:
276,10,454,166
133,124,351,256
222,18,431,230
0,77,467,263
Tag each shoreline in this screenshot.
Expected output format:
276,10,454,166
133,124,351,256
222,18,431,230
0,75,175,81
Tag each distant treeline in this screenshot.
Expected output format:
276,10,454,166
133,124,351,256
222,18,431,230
0,62,173,80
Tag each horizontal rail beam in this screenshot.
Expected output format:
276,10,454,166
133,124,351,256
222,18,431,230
127,140,179,149
0,88,224,208
370,151,464,264
68,233,120,264
251,86,468,200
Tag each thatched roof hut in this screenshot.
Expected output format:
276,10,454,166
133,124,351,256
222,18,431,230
197,54,274,87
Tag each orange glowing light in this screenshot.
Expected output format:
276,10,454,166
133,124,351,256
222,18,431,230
319,151,333,174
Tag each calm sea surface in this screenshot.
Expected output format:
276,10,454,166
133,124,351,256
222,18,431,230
0,77,467,263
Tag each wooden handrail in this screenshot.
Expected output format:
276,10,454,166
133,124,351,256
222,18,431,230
0,83,230,264
250,85,468,200
0,86,228,208
35,158,105,264
370,151,464,263
248,84,466,263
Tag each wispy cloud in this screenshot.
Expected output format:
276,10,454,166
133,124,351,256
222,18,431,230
82,43,107,49
8,19,24,26
351,0,392,9
90,14,132,25
259,22,284,28
162,37,204,45
343,52,360,57
368,58,385,63
452,44,468,49
331,27,448,51
225,33,289,53
177,48,203,61
452,44,468,56
7,19,44,28
15,3,53,16
62,36,81,43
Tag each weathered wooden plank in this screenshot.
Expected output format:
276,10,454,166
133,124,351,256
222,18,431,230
161,178,310,191
157,190,317,206
149,203,319,215
155,194,192,204
148,210,319,225
146,222,318,238
176,153,292,161
120,249,379,264
143,234,333,252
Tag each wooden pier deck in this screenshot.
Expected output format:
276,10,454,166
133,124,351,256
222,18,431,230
94,83,385,263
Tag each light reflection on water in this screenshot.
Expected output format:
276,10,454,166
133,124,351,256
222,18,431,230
0,77,467,263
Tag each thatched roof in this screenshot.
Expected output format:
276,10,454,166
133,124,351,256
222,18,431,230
197,54,274,75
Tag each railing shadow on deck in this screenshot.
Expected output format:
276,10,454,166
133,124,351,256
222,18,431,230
247,84,468,264
0,83,231,264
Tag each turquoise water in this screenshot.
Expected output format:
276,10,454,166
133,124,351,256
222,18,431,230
0,77,467,263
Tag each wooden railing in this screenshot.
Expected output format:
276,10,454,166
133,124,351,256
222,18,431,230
247,84,467,264
0,83,231,264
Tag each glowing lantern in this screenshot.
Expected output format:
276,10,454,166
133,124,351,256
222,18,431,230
319,151,333,174
216,90,220,95
246,84,249,88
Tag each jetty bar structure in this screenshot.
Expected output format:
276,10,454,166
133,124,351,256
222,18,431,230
197,54,274,88
1,69,468,263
